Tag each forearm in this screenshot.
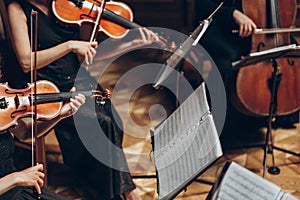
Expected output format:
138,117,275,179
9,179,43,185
0,174,18,195
15,42,73,73
96,39,135,60
10,115,63,142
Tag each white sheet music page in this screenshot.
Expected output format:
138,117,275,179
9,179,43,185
281,193,299,200
216,162,282,200
153,83,223,200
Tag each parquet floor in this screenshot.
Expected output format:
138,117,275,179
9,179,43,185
43,120,300,200
122,125,300,200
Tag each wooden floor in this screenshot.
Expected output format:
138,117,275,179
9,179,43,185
123,124,300,200
43,95,300,199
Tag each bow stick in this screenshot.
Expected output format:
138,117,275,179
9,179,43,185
30,10,44,199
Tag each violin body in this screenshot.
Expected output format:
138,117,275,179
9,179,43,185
0,80,62,131
230,0,300,116
52,0,135,39
0,80,110,131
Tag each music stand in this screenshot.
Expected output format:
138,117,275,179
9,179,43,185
152,2,224,90
232,44,300,177
151,83,222,200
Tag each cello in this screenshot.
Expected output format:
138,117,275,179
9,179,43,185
231,0,300,117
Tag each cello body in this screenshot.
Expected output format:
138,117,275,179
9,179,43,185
230,0,300,116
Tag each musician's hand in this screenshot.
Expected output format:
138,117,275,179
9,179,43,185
12,164,44,194
59,87,86,119
233,10,257,37
68,41,98,65
130,27,161,47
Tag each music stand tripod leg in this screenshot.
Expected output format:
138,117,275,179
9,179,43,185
263,59,281,177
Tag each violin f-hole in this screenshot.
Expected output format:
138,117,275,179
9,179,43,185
11,105,28,118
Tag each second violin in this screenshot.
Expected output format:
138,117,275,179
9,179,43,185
0,80,110,131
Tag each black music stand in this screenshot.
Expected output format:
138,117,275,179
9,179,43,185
152,2,224,90
232,44,300,177
151,83,222,200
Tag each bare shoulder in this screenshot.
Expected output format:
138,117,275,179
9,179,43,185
7,1,26,23
7,1,22,11
7,1,25,18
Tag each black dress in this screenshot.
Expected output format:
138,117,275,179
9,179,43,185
194,0,251,87
3,1,135,199
0,132,69,200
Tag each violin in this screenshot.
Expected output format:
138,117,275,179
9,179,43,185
52,0,174,49
0,80,110,131
52,0,140,39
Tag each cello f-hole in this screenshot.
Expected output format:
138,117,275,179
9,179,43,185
257,42,265,52
287,58,294,66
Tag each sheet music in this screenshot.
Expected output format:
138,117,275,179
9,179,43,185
217,162,282,200
248,44,297,57
153,83,222,200
281,193,299,200
232,44,299,69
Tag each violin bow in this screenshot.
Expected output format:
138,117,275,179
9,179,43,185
30,10,44,199
232,27,300,34
90,0,106,42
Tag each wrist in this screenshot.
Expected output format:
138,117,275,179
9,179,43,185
8,173,21,187
232,9,238,19
67,41,74,53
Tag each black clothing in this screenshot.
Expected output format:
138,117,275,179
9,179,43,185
4,0,80,91
1,186,68,200
0,132,68,200
195,0,251,86
0,132,16,178
194,0,262,135
4,1,135,199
